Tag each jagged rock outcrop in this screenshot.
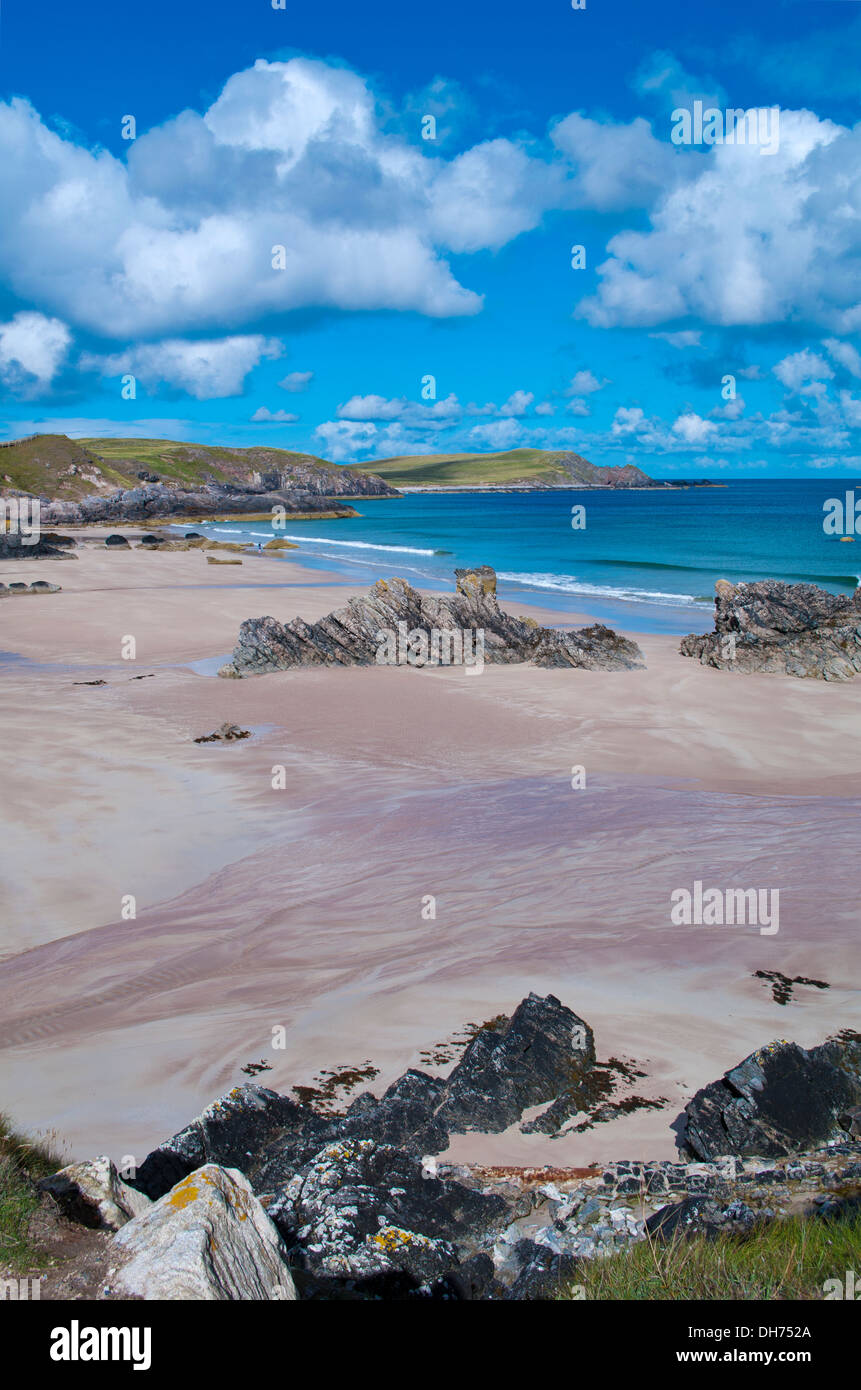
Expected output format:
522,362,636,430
35,1010,861,1299
434,993,595,1134
680,578,861,680
38,1156,151,1231
683,1037,861,1160
132,996,609,1212
220,568,644,676
130,1085,331,1201
108,1165,296,1301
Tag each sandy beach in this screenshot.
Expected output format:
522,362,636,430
1,535,859,1170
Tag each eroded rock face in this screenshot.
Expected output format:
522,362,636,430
108,1165,296,1301
220,569,644,676
680,578,861,680
38,484,361,527
683,1037,861,1160
38,1156,150,1231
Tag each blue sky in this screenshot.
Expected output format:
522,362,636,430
2,0,861,475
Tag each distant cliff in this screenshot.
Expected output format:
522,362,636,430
351,447,702,490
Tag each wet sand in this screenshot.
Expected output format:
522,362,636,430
0,536,859,1167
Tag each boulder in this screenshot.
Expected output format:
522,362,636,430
645,1196,759,1243
220,569,644,676
680,578,861,680
105,535,130,547
266,1138,509,1291
683,1037,861,1160
38,1156,151,1230
108,1165,295,1300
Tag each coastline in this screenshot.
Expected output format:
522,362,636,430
0,537,858,1167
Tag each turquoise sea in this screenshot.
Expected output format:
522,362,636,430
178,479,861,635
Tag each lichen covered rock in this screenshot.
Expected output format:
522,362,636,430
108,1164,295,1301
38,1156,151,1231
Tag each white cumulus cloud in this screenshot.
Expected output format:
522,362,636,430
0,311,71,394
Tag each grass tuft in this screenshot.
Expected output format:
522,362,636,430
562,1206,861,1300
0,1112,66,1271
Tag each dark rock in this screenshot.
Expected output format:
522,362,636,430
130,1085,326,1200
0,532,72,560
193,723,251,744
503,1238,579,1299
683,1038,861,1160
646,1196,759,1242
435,992,595,1134
681,578,861,681
841,1105,861,1138
266,1138,510,1287
221,569,644,676
184,531,202,539
339,1069,449,1155
105,534,130,547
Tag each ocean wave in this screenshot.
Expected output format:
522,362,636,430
496,571,709,606
216,529,439,556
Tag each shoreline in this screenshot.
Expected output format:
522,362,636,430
0,538,858,1165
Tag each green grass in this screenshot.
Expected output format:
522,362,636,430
0,433,376,502
351,447,582,487
0,1112,65,1272
563,1207,861,1300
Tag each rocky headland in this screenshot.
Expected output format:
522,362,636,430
0,433,398,529
681,578,861,680
18,995,861,1300
219,566,645,676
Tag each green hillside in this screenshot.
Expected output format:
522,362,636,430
351,448,654,488
0,434,391,501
